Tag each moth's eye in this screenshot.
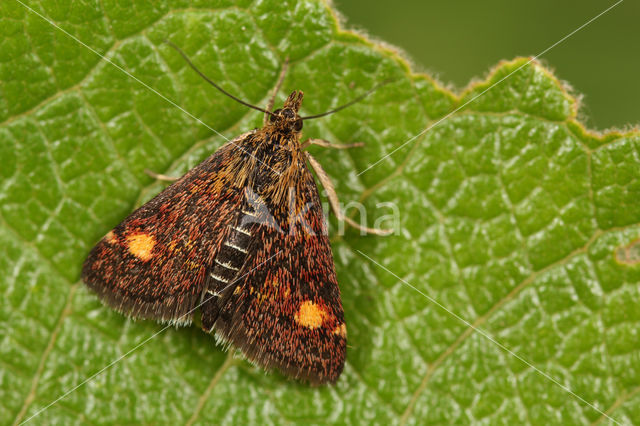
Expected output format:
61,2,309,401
294,118,303,131
270,109,282,123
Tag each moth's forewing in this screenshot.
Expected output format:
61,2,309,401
81,134,250,323
203,141,346,384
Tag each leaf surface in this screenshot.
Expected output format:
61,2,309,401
1,1,639,424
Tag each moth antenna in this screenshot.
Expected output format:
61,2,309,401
301,79,393,120
165,40,275,118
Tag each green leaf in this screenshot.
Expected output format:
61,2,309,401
2,0,639,424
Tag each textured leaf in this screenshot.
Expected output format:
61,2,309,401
2,0,640,424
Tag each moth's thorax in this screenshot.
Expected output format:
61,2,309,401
260,126,302,151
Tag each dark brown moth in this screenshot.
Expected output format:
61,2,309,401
82,42,388,384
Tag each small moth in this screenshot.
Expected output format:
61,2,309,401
82,42,388,384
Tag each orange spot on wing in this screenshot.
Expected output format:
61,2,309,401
295,300,326,329
104,231,116,244
333,323,347,338
126,232,156,261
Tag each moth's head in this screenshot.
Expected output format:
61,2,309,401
270,91,304,132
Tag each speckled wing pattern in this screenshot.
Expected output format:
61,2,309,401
82,110,347,384
81,133,249,323
200,140,347,384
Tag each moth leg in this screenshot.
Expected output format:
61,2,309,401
264,57,290,125
301,138,364,150
144,168,179,182
305,152,392,236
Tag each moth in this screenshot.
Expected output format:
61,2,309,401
82,42,388,385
